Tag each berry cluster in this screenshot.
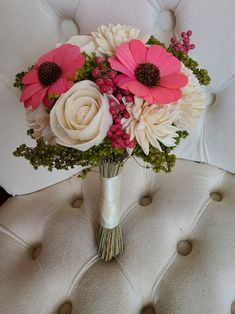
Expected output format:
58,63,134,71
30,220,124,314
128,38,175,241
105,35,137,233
170,30,195,53
92,58,136,149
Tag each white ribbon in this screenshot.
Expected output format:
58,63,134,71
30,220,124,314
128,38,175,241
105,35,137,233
100,173,122,229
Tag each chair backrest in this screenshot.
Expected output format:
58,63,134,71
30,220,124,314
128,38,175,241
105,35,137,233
0,0,234,195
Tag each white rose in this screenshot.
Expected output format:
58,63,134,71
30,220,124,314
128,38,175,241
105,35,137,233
67,35,98,54
50,80,113,151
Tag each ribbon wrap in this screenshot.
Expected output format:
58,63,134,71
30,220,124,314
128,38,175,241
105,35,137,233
100,173,122,229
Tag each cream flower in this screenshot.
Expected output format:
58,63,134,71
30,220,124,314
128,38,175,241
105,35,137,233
26,106,54,143
122,97,180,155
50,80,112,151
174,65,206,131
92,24,150,56
67,35,98,55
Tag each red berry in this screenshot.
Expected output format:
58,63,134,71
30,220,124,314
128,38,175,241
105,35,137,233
111,125,118,132
100,85,108,93
123,90,130,96
95,78,104,86
109,108,116,115
99,65,106,71
170,36,176,43
187,30,192,36
107,87,114,95
116,129,123,136
114,117,121,124
108,71,117,79
129,140,136,148
181,32,186,38
118,103,125,112
123,133,130,140
125,95,133,102
109,99,116,107
95,56,103,64
107,130,113,138
92,68,100,77
116,93,122,101
124,139,131,146
123,111,130,119
190,44,195,49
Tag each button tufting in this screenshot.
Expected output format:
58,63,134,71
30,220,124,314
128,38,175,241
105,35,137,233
210,192,223,202
204,89,216,106
72,197,83,208
61,19,79,39
177,240,192,256
158,10,176,31
140,195,152,206
231,301,235,313
32,244,42,259
58,302,73,314
141,305,156,314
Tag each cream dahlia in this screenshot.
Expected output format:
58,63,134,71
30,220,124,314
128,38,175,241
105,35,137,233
122,96,180,155
92,24,149,56
174,65,206,131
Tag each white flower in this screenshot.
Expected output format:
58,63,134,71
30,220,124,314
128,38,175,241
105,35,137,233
174,65,206,132
122,96,180,155
92,24,150,56
26,106,54,143
50,80,112,151
67,35,98,55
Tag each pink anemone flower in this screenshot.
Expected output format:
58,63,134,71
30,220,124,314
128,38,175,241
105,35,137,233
109,39,188,104
20,44,85,109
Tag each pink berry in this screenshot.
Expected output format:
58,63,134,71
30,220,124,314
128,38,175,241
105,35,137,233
116,93,122,102
125,95,133,102
176,42,182,49
123,90,130,96
181,32,186,38
95,78,104,86
116,129,123,136
95,56,103,64
124,139,131,147
108,71,117,79
107,87,114,95
129,140,136,148
109,99,116,107
100,85,108,93
183,37,190,44
111,125,118,132
187,30,192,36
107,130,113,138
109,108,116,115
190,44,195,49
123,111,130,119
99,65,106,71
118,103,125,112
114,117,121,124
104,78,113,87
112,142,119,148
123,133,130,140
92,68,100,77
170,36,176,43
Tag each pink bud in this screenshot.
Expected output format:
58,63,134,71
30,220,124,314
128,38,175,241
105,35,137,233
181,32,186,38
95,56,103,64
187,30,192,36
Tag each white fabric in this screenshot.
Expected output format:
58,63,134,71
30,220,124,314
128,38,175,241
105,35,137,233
0,0,235,195
100,174,122,229
0,159,234,314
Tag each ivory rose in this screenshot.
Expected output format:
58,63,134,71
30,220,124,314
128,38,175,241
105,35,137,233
50,80,113,151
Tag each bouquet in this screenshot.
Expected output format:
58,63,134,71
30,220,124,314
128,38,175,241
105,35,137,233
14,24,210,261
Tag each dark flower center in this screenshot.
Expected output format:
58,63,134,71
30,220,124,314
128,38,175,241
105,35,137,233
38,61,62,86
135,63,160,87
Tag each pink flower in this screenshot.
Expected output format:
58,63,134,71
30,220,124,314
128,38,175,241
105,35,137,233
20,44,85,109
109,39,188,104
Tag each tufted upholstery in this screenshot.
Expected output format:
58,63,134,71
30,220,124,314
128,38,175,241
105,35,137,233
0,0,235,313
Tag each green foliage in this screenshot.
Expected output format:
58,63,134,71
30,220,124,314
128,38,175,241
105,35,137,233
147,35,167,49
13,131,188,175
14,65,34,90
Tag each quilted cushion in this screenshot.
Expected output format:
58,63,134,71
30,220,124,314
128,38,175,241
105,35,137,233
0,0,235,195
0,159,234,313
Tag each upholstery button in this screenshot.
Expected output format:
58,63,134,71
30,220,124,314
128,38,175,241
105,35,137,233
158,10,176,31
177,240,192,256
210,192,223,202
72,197,83,208
61,19,79,39
205,89,216,106
32,244,42,259
141,305,156,314
231,301,235,313
58,302,73,314
139,195,152,206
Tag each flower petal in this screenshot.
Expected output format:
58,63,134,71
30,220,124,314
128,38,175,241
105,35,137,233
159,73,188,89
128,80,150,98
54,44,82,67
146,45,168,67
115,74,133,90
129,39,147,64
22,69,38,84
61,56,85,78
150,86,182,104
109,56,135,78
35,48,56,67
115,42,136,72
20,83,44,101
48,78,68,96
31,88,48,109
43,94,53,108
159,55,181,76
